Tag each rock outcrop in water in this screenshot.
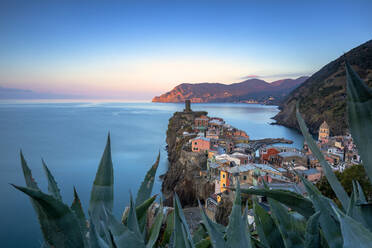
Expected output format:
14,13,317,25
161,110,215,207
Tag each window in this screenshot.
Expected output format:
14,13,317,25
194,142,197,145
243,175,247,180
223,183,226,187
223,174,225,178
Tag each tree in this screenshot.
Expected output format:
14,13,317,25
316,164,372,203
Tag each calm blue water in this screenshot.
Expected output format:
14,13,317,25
0,101,303,247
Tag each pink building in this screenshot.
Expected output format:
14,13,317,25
191,137,211,152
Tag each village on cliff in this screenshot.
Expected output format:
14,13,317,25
178,100,361,221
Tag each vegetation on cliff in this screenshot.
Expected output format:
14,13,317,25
274,39,372,135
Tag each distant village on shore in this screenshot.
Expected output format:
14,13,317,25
177,100,361,221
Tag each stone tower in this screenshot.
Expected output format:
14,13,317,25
184,99,191,112
318,121,330,143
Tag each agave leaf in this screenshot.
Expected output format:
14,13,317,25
71,187,88,235
301,177,343,248
136,152,160,207
172,194,194,248
192,224,208,244
268,198,305,248
296,103,349,210
127,193,143,239
195,239,211,248
347,181,372,231
333,205,372,248
105,207,145,248
304,211,321,248
160,210,174,246
146,203,164,248
12,184,85,247
137,195,158,233
42,159,62,201
240,188,314,218
346,62,372,184
199,199,227,248
88,219,109,248
89,134,114,226
20,151,39,189
226,181,252,248
251,237,269,248
121,195,157,227
355,180,367,203
20,152,58,246
253,198,284,248
346,188,356,217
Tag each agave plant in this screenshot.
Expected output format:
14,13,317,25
13,63,372,248
13,135,164,248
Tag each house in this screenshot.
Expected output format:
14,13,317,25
191,137,210,152
273,151,307,167
297,168,322,182
260,146,280,163
219,164,256,192
231,152,252,164
194,115,209,131
233,129,249,139
215,153,241,166
318,121,330,144
206,129,219,140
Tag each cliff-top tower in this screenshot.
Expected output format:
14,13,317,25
184,99,191,112
318,121,330,144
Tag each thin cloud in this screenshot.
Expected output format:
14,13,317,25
240,75,261,80
240,72,313,80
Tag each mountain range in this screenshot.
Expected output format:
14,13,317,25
152,77,309,104
273,39,372,136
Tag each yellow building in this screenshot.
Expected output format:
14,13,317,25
318,121,330,143
220,170,229,193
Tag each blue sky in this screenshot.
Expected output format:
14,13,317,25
0,0,371,100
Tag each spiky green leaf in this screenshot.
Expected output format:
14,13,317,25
71,187,88,236
241,188,314,218
105,206,145,248
12,185,85,247
296,103,349,210
253,198,284,248
136,152,160,207
89,134,114,227
333,206,372,248
42,159,62,201
268,198,305,248
199,199,227,248
19,152,57,246
346,62,372,185
301,177,343,248
304,211,321,248
226,182,252,248
137,195,158,233
146,203,164,248
127,193,143,239
172,194,194,248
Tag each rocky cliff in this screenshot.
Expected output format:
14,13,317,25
273,39,372,135
153,77,308,105
161,110,215,207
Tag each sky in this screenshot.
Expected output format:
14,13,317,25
0,0,371,100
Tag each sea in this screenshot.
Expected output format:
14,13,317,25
0,101,304,247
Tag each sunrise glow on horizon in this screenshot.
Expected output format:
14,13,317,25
1,0,372,100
